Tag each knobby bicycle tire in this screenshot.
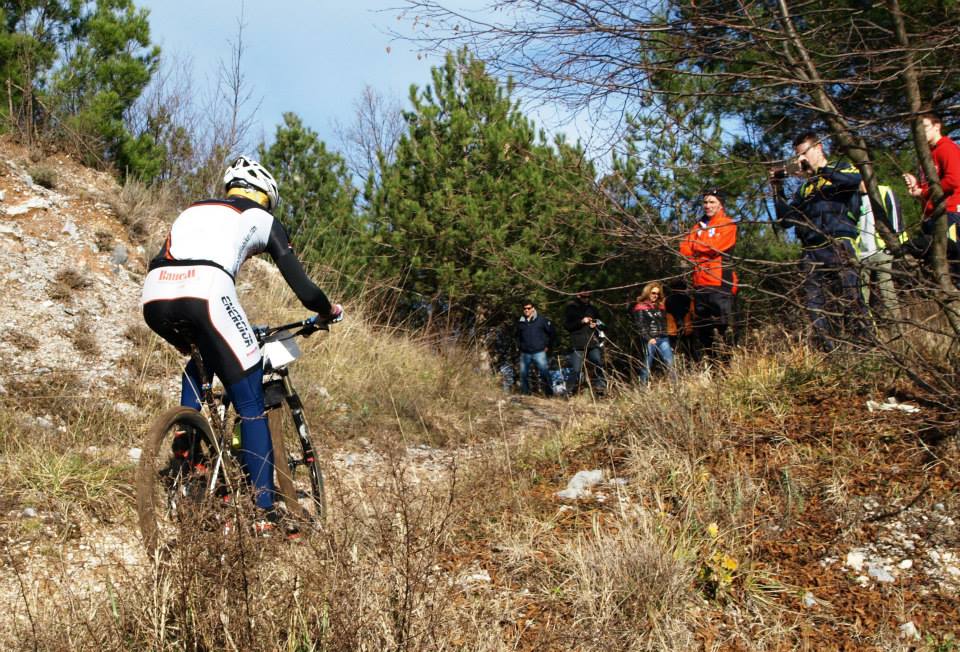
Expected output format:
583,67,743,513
136,406,227,554
269,398,327,525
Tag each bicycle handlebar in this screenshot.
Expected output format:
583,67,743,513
253,315,333,344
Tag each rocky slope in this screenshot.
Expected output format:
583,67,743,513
0,142,147,396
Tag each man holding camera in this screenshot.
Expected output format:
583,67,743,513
564,287,607,396
770,132,869,351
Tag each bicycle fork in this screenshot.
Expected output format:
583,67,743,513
271,374,317,470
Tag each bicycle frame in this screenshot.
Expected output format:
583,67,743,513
182,316,327,501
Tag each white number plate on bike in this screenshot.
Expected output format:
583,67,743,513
262,331,301,369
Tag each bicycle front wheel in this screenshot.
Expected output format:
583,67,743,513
269,398,326,525
136,406,228,554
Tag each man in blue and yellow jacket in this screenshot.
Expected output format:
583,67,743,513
770,132,869,351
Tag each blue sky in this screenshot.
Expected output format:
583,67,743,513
138,1,601,160
139,1,457,146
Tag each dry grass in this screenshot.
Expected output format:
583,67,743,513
242,267,507,449
48,266,91,302
2,281,958,650
69,315,99,356
28,164,57,189
106,177,178,245
93,228,115,252
3,330,38,351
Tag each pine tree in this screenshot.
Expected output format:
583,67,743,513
259,113,361,277
366,48,607,325
0,1,83,141
48,0,161,178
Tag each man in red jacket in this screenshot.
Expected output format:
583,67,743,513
679,189,738,355
903,112,960,287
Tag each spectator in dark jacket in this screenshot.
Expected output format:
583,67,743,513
632,282,675,384
563,287,606,395
664,282,696,359
515,300,557,395
770,131,868,351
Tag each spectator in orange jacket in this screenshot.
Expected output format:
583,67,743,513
679,189,738,354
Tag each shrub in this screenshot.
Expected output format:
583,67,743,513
28,165,58,189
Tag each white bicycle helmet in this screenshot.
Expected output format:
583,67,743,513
223,156,280,210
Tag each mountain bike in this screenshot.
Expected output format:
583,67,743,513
136,316,331,553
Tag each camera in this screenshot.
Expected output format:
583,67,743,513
771,159,803,180
593,319,606,345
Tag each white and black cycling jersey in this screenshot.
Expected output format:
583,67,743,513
146,195,331,315
141,195,333,383
158,196,275,278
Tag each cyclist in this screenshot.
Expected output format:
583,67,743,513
140,156,342,534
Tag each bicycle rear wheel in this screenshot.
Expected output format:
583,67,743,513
136,406,229,554
269,398,326,525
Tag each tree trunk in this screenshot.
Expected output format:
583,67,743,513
887,0,960,314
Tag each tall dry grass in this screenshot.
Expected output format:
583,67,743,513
3,264,955,650
240,264,509,448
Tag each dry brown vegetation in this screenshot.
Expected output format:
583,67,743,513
2,290,957,651
48,266,92,303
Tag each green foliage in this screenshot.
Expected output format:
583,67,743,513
676,0,960,148
365,49,608,324
0,0,162,179
48,0,161,178
0,1,80,132
259,113,361,275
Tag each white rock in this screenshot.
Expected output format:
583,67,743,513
802,591,817,608
5,196,50,215
865,398,920,413
868,564,895,583
110,244,128,265
461,570,491,584
114,402,138,417
899,622,920,640
947,566,960,577
845,550,866,572
128,447,142,462
22,507,38,518
556,469,604,500
898,559,913,570
62,219,79,238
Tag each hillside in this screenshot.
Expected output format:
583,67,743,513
0,141,958,651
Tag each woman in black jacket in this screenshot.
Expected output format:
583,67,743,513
631,282,675,384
